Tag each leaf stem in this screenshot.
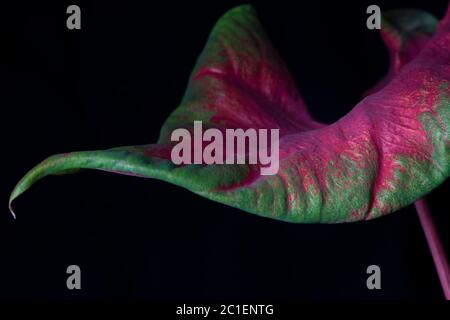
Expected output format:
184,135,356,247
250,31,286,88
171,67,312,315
414,198,450,300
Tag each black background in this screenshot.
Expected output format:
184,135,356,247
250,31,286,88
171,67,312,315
1,0,449,300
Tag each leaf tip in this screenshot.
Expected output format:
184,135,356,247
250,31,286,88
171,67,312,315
8,192,18,220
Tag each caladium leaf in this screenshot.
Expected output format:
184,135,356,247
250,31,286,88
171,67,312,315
9,5,450,223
